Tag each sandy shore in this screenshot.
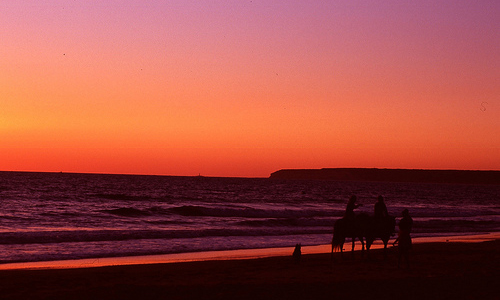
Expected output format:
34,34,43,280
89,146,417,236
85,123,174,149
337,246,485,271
0,238,498,300
2,233,498,270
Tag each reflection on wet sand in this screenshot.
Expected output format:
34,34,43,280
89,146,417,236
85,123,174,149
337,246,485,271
1,232,498,270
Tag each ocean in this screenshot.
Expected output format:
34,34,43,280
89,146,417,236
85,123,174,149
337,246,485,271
0,171,498,264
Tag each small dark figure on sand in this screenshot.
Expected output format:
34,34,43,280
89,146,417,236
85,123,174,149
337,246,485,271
293,243,301,263
393,209,413,268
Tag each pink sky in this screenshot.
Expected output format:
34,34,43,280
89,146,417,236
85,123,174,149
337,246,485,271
1,1,499,177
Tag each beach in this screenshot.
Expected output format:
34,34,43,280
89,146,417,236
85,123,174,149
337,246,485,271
1,173,498,266
0,238,498,300
0,173,498,299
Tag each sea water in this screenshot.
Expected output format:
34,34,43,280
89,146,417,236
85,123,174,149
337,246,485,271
0,171,498,264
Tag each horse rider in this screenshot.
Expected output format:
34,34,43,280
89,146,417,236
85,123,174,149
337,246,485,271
374,195,388,217
345,195,362,223
374,195,389,229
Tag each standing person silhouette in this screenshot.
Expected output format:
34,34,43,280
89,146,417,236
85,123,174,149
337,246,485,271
393,209,413,268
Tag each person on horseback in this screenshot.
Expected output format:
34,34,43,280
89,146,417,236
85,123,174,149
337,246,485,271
345,195,362,221
331,196,364,258
344,195,362,232
374,195,389,231
374,195,388,218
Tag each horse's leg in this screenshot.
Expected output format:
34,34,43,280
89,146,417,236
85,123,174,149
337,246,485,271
331,240,334,261
351,237,356,258
383,238,388,260
365,237,371,259
340,241,344,259
360,236,365,258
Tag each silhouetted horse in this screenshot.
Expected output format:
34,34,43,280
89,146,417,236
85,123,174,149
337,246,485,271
331,213,370,259
365,215,396,259
331,214,395,260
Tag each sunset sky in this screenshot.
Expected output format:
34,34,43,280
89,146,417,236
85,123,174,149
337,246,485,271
1,1,498,177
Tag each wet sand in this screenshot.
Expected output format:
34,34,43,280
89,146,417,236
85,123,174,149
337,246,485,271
2,233,498,270
0,239,498,300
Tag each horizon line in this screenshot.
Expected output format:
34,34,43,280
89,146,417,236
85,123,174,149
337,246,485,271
1,167,499,179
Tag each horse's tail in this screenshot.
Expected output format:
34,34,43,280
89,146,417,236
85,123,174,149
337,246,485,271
331,237,342,252
331,219,344,252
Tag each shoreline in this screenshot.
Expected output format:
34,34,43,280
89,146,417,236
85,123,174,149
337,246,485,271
1,232,498,271
0,237,498,299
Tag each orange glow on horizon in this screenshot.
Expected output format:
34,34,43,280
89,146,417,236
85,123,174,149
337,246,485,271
1,1,499,177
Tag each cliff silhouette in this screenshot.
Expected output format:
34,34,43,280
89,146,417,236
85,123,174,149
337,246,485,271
269,168,500,185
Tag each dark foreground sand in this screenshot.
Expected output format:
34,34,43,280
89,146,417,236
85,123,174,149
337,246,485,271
0,240,498,300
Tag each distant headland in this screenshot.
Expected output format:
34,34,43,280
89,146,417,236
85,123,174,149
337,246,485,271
269,168,500,185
